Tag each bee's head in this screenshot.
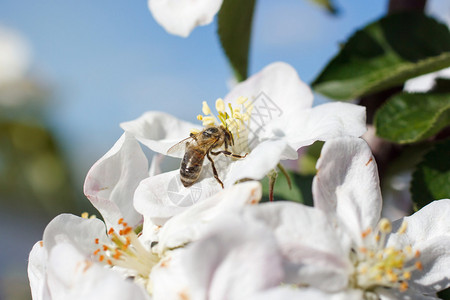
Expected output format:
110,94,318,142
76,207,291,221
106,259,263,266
202,126,219,138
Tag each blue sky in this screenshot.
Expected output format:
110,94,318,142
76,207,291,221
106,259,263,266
0,0,447,185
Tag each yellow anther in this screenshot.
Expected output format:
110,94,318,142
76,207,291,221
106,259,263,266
190,128,200,135
405,245,412,254
202,101,211,115
89,214,97,219
236,96,248,104
81,212,89,219
400,281,409,292
387,272,398,282
361,227,372,239
197,115,203,121
202,116,215,126
398,221,408,234
379,218,392,233
415,261,423,271
245,102,254,112
216,98,226,113
414,250,421,258
403,271,411,280
384,247,396,255
233,112,243,119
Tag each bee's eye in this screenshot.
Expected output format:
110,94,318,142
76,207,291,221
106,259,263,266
204,127,218,137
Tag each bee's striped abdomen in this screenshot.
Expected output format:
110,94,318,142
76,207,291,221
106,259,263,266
180,148,205,187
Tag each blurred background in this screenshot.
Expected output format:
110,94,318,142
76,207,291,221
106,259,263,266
0,1,448,299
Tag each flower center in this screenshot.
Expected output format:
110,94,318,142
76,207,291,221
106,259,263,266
92,218,159,282
196,97,253,152
351,218,423,293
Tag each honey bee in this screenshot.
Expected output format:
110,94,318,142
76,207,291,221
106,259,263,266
168,125,247,188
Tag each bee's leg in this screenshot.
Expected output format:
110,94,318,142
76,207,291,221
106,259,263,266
206,152,224,189
211,150,248,159
189,133,198,141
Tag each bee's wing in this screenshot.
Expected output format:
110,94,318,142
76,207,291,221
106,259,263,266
167,136,193,155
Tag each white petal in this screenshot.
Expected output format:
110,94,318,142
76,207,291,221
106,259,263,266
42,214,109,256
47,243,150,300
148,0,223,37
404,67,450,93
313,137,382,245
376,286,439,300
133,170,221,227
388,199,450,294
225,139,296,184
225,62,313,122
284,102,367,150
156,181,262,254
84,133,147,229
248,287,364,300
243,202,351,292
152,214,283,300
28,241,51,300
120,111,200,157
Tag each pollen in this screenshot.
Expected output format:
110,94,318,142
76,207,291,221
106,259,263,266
379,218,392,233
81,212,96,219
92,218,160,281
351,219,422,293
202,101,211,115
216,98,226,113
196,97,254,152
190,128,200,135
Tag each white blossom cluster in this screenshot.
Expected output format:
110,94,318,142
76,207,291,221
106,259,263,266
27,61,450,300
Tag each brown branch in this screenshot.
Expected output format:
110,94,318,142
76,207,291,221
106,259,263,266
388,0,427,14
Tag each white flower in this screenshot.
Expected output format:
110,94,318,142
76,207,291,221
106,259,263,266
148,0,223,37
84,133,149,230
28,214,152,300
122,62,366,221
150,213,285,300
239,137,450,299
0,26,30,84
29,182,263,299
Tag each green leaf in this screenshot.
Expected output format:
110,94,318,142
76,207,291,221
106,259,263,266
374,92,450,143
307,0,338,15
298,141,324,175
411,140,450,210
261,170,314,206
217,0,256,81
312,12,450,100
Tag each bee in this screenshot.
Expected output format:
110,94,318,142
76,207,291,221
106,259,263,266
168,125,247,188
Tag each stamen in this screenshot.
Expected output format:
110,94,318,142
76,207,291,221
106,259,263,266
236,96,248,104
190,128,200,135
202,116,215,126
216,98,226,113
379,218,392,233
350,218,423,294
92,219,160,281
202,101,211,115
196,97,253,153
398,221,408,234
